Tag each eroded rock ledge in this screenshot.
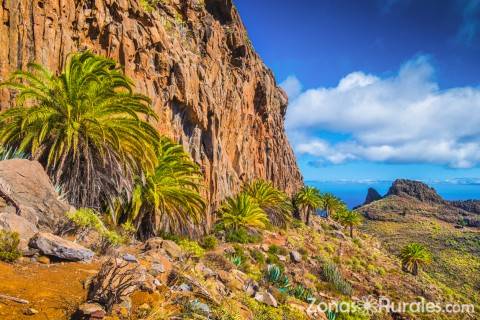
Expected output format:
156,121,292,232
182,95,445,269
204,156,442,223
0,0,303,224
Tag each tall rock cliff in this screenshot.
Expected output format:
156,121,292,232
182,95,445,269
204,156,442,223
0,0,303,218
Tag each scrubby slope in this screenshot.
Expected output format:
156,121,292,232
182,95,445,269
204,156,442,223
1,215,471,320
358,188,480,311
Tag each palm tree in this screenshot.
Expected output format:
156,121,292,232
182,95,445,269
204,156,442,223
243,179,293,228
321,193,346,218
399,243,432,276
337,209,363,238
0,51,159,208
128,137,206,240
217,192,269,231
293,186,323,225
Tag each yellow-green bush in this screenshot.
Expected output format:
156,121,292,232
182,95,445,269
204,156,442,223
178,239,205,258
0,230,21,262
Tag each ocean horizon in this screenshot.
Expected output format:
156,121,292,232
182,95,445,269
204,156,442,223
307,180,480,209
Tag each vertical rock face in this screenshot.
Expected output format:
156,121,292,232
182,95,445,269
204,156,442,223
0,0,303,221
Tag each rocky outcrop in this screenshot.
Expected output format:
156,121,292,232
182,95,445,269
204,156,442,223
386,179,444,204
0,0,303,226
363,187,382,205
359,179,480,228
0,159,71,244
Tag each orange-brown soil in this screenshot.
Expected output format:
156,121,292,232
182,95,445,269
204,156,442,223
0,260,98,320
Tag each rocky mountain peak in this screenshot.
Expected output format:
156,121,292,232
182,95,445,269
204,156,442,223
386,179,444,204
363,187,382,205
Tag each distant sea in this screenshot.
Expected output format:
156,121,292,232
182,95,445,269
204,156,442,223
307,180,480,209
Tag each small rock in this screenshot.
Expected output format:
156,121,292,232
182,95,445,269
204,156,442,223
254,291,278,307
277,255,287,262
192,300,211,314
143,237,163,251
290,250,302,263
37,256,50,264
22,248,39,257
178,283,192,292
23,308,39,315
160,240,183,259
244,279,259,297
153,279,161,287
78,303,106,318
149,262,165,276
122,253,137,263
260,244,269,252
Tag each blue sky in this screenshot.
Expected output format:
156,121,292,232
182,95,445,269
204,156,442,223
236,0,480,182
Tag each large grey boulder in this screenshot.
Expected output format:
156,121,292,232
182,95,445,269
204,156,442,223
0,159,71,236
29,232,94,262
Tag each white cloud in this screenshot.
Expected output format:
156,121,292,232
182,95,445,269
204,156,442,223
280,75,303,100
285,56,480,168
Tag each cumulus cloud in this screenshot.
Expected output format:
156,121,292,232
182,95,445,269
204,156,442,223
285,56,480,168
280,75,303,100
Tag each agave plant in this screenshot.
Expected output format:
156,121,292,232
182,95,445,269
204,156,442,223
217,193,269,232
399,243,432,276
291,284,313,302
293,186,323,225
0,51,159,208
243,179,293,228
128,137,206,239
229,254,243,267
266,264,282,283
325,310,338,320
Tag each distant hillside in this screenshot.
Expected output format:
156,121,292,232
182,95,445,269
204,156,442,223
360,179,480,227
357,179,480,308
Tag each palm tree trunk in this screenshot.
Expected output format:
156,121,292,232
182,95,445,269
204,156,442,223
349,225,353,238
412,262,418,276
306,207,311,225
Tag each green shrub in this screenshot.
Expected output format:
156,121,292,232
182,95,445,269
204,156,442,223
290,284,314,302
67,208,104,231
266,253,281,265
178,239,205,258
250,248,266,264
68,208,124,252
267,244,288,256
158,231,183,243
322,261,353,296
201,235,218,250
225,228,262,244
292,219,305,229
297,247,308,256
0,230,21,262
101,230,124,247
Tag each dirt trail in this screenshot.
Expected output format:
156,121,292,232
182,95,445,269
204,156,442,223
0,261,98,319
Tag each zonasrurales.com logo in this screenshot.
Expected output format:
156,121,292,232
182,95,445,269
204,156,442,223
307,296,476,316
